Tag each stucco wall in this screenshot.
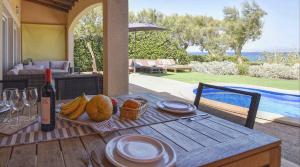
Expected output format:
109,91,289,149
22,24,66,61
0,0,3,79
21,1,67,25
9,0,21,22
67,0,101,29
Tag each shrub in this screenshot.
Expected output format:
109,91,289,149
189,55,249,64
190,61,239,75
249,63,300,80
74,36,103,72
237,64,249,75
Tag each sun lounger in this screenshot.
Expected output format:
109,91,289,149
157,59,192,72
133,59,166,73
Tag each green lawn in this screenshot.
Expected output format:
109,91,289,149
147,72,300,90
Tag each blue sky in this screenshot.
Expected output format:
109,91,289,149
129,0,300,52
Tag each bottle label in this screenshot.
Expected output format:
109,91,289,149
41,97,50,124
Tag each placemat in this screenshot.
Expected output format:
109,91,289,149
0,94,196,147
0,107,182,148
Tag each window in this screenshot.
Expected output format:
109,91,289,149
2,15,8,73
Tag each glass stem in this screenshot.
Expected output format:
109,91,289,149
16,109,19,125
29,106,31,120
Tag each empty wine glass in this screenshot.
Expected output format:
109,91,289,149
11,90,27,126
2,88,17,125
25,87,38,121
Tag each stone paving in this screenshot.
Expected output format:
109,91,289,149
129,73,300,166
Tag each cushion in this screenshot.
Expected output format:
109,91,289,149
33,61,50,69
15,64,24,70
157,59,176,66
62,62,69,70
147,60,157,67
7,69,19,75
24,65,44,70
51,61,68,70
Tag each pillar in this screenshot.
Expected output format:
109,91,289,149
103,0,129,96
0,1,3,79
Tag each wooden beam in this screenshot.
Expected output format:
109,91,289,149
25,0,69,12
50,0,73,7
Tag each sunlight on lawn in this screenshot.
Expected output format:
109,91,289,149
148,72,300,90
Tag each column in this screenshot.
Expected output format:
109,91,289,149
0,1,3,79
7,18,14,69
103,0,129,96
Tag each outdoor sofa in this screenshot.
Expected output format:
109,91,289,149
5,60,70,99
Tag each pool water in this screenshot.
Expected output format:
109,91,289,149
193,86,300,118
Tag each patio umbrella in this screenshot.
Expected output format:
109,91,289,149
129,23,168,57
129,23,168,32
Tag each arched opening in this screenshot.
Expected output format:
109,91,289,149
67,2,102,69
68,5,103,73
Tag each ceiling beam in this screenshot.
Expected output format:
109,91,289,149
50,0,73,7
25,0,69,12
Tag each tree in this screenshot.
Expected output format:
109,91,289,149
198,20,228,57
73,6,103,72
223,1,267,64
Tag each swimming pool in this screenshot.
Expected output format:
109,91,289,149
193,86,300,118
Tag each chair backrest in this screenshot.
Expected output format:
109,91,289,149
0,80,28,93
55,75,103,100
194,82,261,129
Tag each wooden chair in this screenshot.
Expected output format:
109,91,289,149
0,80,28,92
194,82,261,129
55,75,103,100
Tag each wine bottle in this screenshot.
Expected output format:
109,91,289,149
41,68,56,132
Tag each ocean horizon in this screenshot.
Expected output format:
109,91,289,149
187,51,299,62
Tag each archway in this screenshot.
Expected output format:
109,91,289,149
67,1,102,67
67,0,129,96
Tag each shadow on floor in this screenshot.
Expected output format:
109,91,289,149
129,83,300,166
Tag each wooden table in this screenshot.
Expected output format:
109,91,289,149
0,93,281,167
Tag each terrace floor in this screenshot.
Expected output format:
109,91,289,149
129,73,300,166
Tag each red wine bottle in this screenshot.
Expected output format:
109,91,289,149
41,68,56,132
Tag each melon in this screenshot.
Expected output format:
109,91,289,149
86,95,113,122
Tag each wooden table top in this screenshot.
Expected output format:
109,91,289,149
0,93,281,167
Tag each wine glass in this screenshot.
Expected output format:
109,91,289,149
11,90,27,126
2,88,17,125
25,87,38,121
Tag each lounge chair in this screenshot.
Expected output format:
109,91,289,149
128,59,135,73
157,59,192,72
133,59,166,73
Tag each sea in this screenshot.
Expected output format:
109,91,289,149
187,51,296,62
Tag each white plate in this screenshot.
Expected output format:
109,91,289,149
116,135,164,163
162,101,190,111
157,101,196,114
106,135,176,167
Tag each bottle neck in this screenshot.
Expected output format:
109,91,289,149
45,69,52,83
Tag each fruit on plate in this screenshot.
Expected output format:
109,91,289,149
122,99,141,109
86,95,113,121
110,97,118,114
60,96,83,115
63,95,88,120
67,95,89,120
